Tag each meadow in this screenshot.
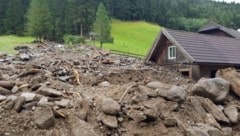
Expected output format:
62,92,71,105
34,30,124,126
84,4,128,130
0,35,34,54
93,20,161,56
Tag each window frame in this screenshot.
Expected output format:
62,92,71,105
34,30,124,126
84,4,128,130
168,45,176,60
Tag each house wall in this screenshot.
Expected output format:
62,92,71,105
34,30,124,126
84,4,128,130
156,39,189,65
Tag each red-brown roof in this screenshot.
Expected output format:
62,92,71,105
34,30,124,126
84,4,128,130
146,28,240,65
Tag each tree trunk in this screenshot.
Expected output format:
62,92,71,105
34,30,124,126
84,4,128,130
100,41,103,49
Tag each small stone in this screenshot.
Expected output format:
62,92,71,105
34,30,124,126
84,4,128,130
38,97,48,106
78,110,87,121
143,108,158,121
11,86,19,93
34,107,55,129
14,96,26,112
101,114,118,128
127,109,147,123
98,81,111,87
20,92,36,102
0,95,7,102
163,117,177,127
19,53,31,61
55,99,70,108
37,87,62,97
224,105,239,124
100,97,120,115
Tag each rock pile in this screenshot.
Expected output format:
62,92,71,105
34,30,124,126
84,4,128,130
0,43,239,136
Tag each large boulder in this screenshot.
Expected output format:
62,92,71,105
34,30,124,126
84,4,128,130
165,85,187,103
216,68,240,97
191,78,230,103
197,97,229,124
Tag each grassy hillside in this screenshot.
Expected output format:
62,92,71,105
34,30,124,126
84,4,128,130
94,20,161,56
0,35,34,54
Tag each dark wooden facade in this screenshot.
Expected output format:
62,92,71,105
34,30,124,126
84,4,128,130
145,28,240,80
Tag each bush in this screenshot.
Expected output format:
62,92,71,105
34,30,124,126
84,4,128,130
63,35,85,45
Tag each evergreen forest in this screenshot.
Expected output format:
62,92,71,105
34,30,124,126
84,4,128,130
0,0,240,42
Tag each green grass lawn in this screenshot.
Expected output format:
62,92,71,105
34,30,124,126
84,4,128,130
93,20,161,56
0,35,34,54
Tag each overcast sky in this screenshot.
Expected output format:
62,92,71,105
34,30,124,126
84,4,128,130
214,0,240,3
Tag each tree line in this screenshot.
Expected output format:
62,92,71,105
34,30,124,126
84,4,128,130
0,0,240,42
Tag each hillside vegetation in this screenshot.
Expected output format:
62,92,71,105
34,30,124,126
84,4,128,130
94,20,160,56
0,35,34,54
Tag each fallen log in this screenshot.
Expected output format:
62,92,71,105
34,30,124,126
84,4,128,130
0,81,15,89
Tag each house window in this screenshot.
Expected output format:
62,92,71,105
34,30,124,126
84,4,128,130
168,45,176,59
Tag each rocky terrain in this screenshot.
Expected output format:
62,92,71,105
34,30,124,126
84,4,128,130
0,43,240,136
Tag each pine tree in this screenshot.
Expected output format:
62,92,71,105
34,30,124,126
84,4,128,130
0,0,9,34
26,0,52,41
93,3,111,49
4,0,25,35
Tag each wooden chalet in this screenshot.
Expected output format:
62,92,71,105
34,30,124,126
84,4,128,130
145,27,240,80
198,23,240,39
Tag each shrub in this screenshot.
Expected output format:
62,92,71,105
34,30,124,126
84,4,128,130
63,35,85,45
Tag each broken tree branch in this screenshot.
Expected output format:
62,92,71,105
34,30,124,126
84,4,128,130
119,83,137,103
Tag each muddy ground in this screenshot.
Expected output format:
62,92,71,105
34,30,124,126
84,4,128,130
0,43,239,136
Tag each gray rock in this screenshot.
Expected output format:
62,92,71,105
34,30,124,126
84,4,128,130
68,116,98,136
143,108,158,121
204,113,221,129
55,99,70,108
127,109,146,123
191,123,224,136
0,87,11,95
100,97,120,115
0,95,7,102
101,114,118,128
222,127,233,136
38,97,48,106
37,87,62,97
78,110,87,121
14,96,26,112
146,81,170,89
98,81,111,87
163,117,177,127
188,96,206,115
34,107,55,129
19,53,31,61
224,105,239,124
11,86,19,93
166,85,187,103
138,85,158,97
191,78,230,103
20,92,36,102
198,97,229,124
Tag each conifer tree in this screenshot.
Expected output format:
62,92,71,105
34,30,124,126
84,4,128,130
26,0,52,41
4,0,25,35
93,3,111,49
